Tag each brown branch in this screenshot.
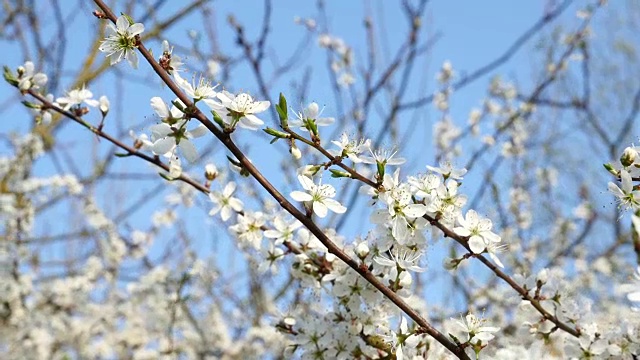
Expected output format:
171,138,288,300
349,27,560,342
90,1,470,358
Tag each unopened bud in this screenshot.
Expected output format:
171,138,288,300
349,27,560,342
297,165,322,177
621,147,637,168
355,242,369,258
204,164,218,181
290,144,302,160
99,95,110,116
536,268,548,285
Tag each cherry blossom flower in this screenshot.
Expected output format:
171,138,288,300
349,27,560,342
374,246,426,273
329,133,371,163
229,211,266,250
150,97,184,124
16,61,47,91
408,172,441,199
426,161,467,180
150,120,207,162
264,216,302,245
379,317,420,360
454,209,501,254
361,147,406,167
289,102,335,131
56,86,100,110
206,90,270,130
159,40,183,75
453,313,500,344
98,15,145,68
129,130,154,152
174,73,217,102
290,175,346,218
209,182,243,221
371,179,427,243
608,170,640,211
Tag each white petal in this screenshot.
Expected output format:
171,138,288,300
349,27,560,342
239,114,264,129
249,100,271,113
453,227,471,237
312,202,328,218
128,23,144,36
229,198,244,211
220,207,232,221
189,124,208,138
223,182,237,197
374,256,396,267
323,198,346,214
468,236,485,254
482,231,501,243
153,137,175,155
126,51,139,69
466,210,479,226
297,175,314,191
116,16,129,31
290,191,313,202
179,140,198,163
150,97,170,118
403,204,427,218
150,123,172,138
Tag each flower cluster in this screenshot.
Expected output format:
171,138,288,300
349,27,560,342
7,6,640,360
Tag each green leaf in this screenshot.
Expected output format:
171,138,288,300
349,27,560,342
212,110,225,128
330,169,351,178
114,152,133,157
276,92,288,127
172,99,185,112
263,127,290,139
120,13,135,25
376,162,385,178
603,163,617,176
3,66,18,86
21,100,39,109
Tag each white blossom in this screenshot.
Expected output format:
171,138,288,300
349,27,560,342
17,61,47,91
330,133,371,163
608,170,640,211
150,120,207,163
206,90,270,130
56,86,100,110
290,175,346,218
453,313,500,344
98,15,145,68
209,182,244,221
454,209,501,254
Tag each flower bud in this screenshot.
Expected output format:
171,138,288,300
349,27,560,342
536,268,548,284
355,242,369,258
621,147,637,168
204,164,218,181
290,144,302,160
99,95,110,117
